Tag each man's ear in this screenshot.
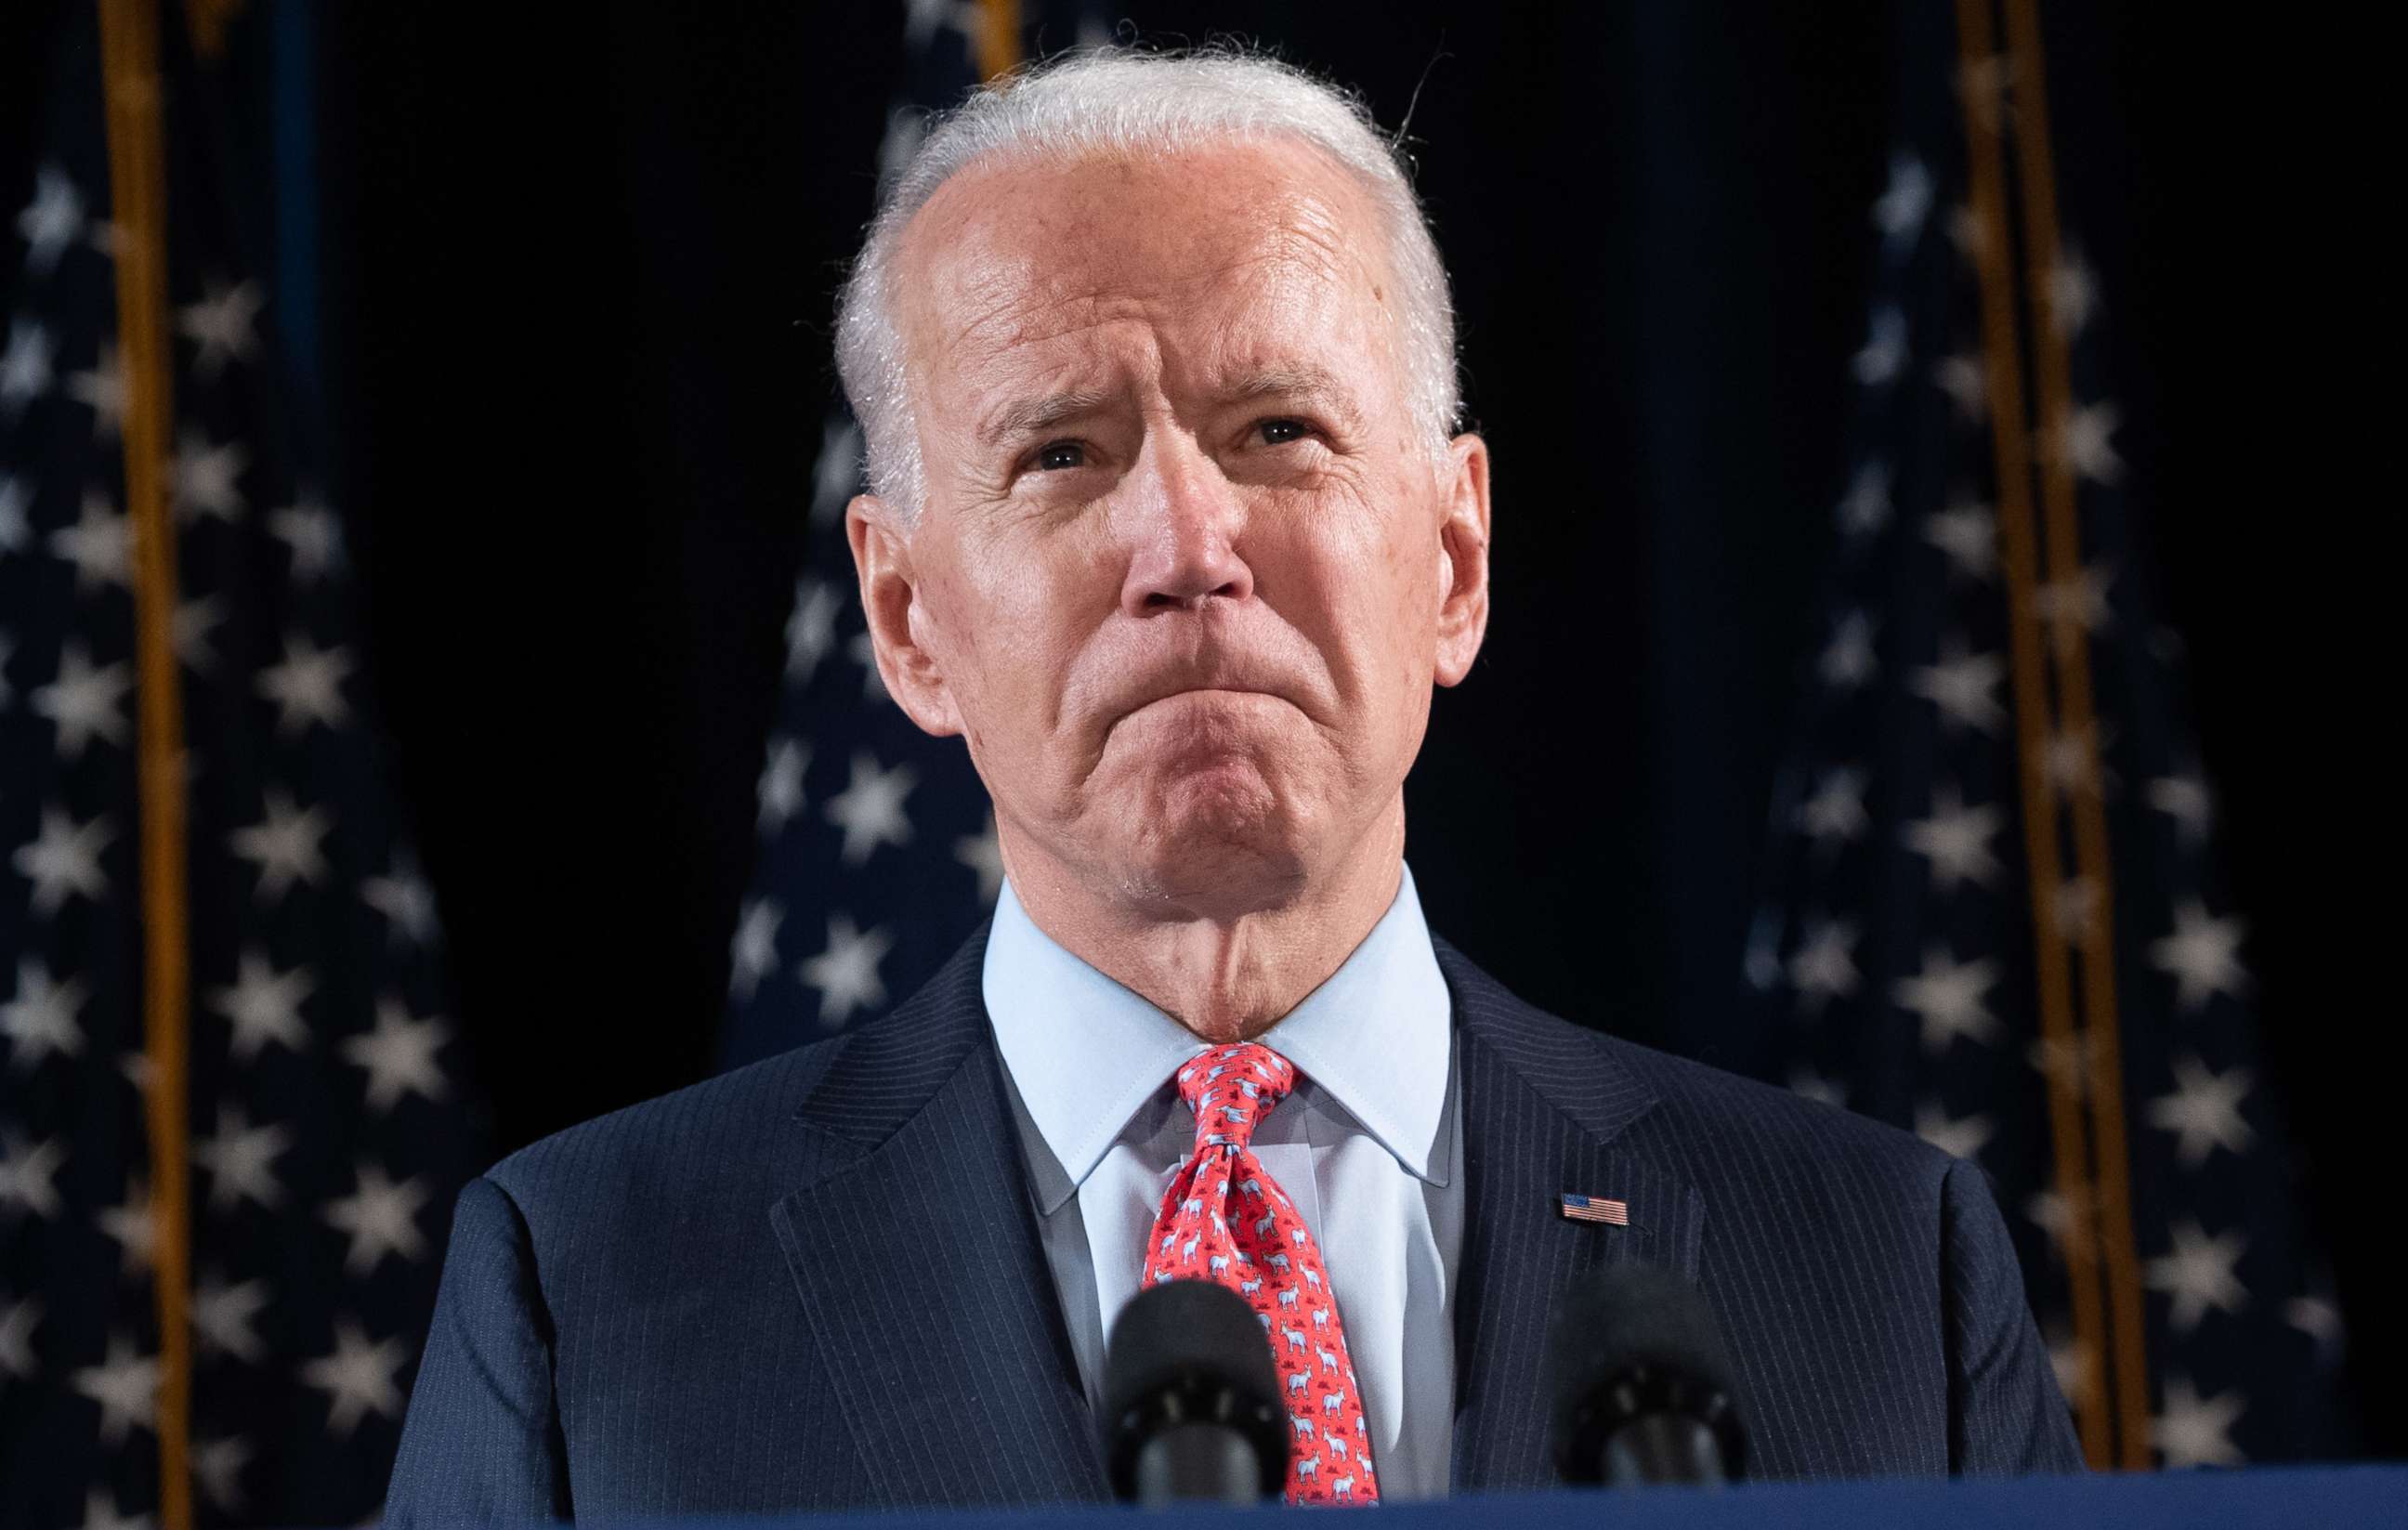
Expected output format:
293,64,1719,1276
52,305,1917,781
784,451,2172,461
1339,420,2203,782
845,493,965,738
1432,432,1492,688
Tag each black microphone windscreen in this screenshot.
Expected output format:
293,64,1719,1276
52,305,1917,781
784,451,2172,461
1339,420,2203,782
1548,1263,1746,1471
1103,1278,1282,1424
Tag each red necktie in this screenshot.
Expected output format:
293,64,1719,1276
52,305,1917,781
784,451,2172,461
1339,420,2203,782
1140,1042,1380,1506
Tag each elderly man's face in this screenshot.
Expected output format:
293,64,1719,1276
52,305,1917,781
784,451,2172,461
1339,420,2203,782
850,137,1489,918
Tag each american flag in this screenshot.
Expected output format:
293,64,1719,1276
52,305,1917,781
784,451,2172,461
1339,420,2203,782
719,0,1113,1069
1744,0,2347,1471
1,7,480,1526
1557,1195,1630,1228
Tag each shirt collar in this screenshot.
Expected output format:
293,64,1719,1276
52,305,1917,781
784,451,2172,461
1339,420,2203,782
984,862,1454,1215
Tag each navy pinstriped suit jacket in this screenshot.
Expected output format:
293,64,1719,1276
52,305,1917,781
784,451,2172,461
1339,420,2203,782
384,925,2079,1523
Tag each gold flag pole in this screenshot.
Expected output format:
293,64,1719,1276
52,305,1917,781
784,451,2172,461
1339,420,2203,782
1951,0,2112,1471
2002,0,2153,1470
96,1,194,1524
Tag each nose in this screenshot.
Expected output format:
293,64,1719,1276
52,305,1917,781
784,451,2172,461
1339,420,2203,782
1116,428,1255,617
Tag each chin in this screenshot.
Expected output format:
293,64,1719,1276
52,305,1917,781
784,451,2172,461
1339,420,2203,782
1115,774,1315,916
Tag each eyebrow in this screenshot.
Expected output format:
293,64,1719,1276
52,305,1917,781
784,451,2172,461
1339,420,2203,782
1224,363,1367,428
977,388,1118,450
974,364,1368,450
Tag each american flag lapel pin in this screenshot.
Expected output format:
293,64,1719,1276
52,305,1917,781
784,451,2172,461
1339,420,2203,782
1559,1193,1630,1226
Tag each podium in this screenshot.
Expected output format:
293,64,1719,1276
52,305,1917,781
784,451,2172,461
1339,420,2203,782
606,1467,2402,1528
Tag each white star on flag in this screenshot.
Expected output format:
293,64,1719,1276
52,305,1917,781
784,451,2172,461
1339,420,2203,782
2050,875,2102,945
1852,306,1908,386
174,592,227,673
2031,562,2114,653
191,1275,270,1364
267,495,346,582
47,486,130,591
784,577,844,684
756,739,809,834
95,1176,155,1276
2047,246,2100,338
2150,898,2249,1011
1796,766,1871,849
175,278,264,377
2152,1374,2246,1468
1786,917,1861,1013
847,631,889,702
825,751,916,866
1894,946,2002,1053
192,1433,254,1514
2146,1053,2254,1167
2147,1220,2250,1332
12,804,113,917
322,1163,429,1275
31,641,131,759
802,913,893,1026
75,1486,152,1530
1910,642,2007,735
71,1333,159,1445
728,897,784,1004
15,163,86,277
1913,1103,1995,1162
956,812,1005,904
1901,784,2004,892
1871,153,1933,252
0,1297,41,1380
361,856,440,947
2043,399,2124,485
1923,495,1997,582
0,319,57,414
0,472,30,551
2,957,87,1069
302,1321,408,1438
193,1105,293,1210
207,948,315,1060
1931,351,1987,423
1835,461,1892,537
0,1131,68,1218
65,342,126,447
1816,609,1878,690
809,417,864,527
170,426,248,522
255,632,355,734
340,999,451,1113
2146,770,2215,850
229,789,332,901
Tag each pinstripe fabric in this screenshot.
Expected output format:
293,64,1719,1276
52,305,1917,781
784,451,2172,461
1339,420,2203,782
385,922,2075,1523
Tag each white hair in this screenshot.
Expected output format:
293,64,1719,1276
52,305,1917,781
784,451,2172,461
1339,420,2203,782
832,45,1462,519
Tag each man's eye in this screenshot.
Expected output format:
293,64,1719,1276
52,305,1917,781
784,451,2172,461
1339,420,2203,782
1258,418,1310,446
1034,441,1086,472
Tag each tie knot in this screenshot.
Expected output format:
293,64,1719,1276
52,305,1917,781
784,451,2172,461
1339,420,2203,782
1173,1042,1294,1152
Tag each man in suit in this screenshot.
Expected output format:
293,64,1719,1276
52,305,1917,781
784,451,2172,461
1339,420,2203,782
386,46,2077,1522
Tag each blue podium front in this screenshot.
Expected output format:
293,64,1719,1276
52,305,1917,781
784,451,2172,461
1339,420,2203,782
598,1466,2401,1529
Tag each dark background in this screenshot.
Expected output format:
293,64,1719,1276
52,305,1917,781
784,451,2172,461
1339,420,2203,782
9,0,2374,1454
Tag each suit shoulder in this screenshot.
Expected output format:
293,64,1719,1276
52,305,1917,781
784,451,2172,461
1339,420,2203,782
1440,938,1952,1187
482,1029,854,1215
1603,1026,1952,1180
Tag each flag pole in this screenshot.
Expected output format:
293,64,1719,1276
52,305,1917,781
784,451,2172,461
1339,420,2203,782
2002,0,2153,1470
1951,0,2112,1471
96,0,195,1523
972,0,1022,83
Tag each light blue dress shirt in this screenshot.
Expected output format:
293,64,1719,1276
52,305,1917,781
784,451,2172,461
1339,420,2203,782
983,861,1463,1499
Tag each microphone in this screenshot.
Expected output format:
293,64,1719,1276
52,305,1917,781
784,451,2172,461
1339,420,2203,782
1549,1263,1748,1487
1101,1279,1291,1507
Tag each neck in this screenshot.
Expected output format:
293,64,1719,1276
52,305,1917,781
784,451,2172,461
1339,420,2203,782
1004,800,1407,1043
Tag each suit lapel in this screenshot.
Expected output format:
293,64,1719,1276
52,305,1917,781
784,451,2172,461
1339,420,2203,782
771,927,1108,1508
1435,939,1706,1493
